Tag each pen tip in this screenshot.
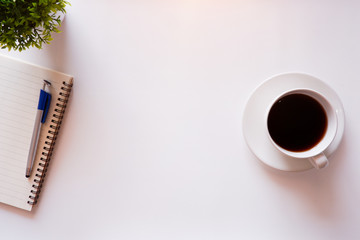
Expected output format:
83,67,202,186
25,174,30,178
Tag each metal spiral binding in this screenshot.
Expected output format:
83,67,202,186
27,81,73,205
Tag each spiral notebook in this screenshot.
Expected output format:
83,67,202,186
0,54,73,211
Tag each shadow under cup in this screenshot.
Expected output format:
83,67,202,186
266,89,338,169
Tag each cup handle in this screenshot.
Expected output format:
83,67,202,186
309,152,329,170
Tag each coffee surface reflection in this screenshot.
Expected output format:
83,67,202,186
267,93,328,152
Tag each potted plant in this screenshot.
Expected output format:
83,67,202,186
0,0,70,51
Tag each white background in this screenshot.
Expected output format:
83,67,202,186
1,0,360,239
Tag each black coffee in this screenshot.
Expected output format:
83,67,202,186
267,93,327,152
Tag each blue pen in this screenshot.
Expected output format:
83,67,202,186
26,80,52,178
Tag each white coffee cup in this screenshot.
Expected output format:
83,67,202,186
266,89,338,169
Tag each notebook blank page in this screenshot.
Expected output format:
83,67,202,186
0,65,42,211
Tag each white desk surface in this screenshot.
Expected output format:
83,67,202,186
1,1,360,239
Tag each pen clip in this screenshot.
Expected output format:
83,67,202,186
38,89,52,123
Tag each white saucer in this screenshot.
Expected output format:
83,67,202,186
242,73,345,171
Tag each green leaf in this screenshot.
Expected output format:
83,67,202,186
0,0,70,51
